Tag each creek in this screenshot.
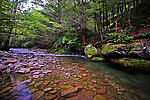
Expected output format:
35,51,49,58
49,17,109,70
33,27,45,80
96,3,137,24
0,48,150,100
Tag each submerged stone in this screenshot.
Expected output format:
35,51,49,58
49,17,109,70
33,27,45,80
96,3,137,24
33,75,39,79
44,95,56,100
43,81,49,85
21,79,32,84
0,87,12,94
43,88,52,92
61,87,78,97
34,81,43,87
96,89,106,95
33,91,44,99
54,80,60,84
93,95,106,100
30,66,41,70
49,90,57,94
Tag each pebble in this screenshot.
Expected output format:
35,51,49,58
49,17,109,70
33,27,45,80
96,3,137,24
49,90,57,94
34,81,43,87
29,81,35,85
80,68,86,71
96,89,106,95
0,66,7,70
30,66,41,70
0,87,12,94
61,87,78,97
33,75,39,79
6,60,16,63
33,72,40,75
33,91,44,99
17,68,30,74
44,95,56,100
43,81,49,85
54,80,60,84
93,95,106,100
21,79,32,84
43,88,52,92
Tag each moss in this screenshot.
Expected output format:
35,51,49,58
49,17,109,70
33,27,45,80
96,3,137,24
101,44,126,55
112,58,150,68
84,44,97,58
128,43,141,55
91,57,105,62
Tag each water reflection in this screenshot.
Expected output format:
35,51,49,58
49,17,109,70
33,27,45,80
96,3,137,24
0,74,31,100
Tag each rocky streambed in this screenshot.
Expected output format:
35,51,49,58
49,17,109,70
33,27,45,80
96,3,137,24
0,49,149,100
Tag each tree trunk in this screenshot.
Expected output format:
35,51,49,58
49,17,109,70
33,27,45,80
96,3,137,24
58,0,61,24
3,27,13,51
128,0,131,34
99,9,103,42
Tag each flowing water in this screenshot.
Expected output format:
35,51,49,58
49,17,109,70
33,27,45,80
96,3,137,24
67,57,150,100
0,48,150,100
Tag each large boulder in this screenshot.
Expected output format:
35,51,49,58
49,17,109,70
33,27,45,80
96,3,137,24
128,42,150,59
101,42,150,59
84,44,98,58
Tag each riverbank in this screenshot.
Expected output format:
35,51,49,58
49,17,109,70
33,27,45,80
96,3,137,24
84,42,150,71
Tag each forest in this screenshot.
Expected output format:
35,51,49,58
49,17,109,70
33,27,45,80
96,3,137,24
0,0,149,51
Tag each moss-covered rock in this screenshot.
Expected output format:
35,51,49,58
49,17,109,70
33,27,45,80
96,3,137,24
111,58,150,69
101,43,127,55
91,57,105,62
84,44,97,58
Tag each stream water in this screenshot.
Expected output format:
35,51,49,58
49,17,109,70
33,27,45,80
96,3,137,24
68,57,150,100
0,48,150,100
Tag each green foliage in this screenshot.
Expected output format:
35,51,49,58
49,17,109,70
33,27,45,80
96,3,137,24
106,28,134,43
22,41,35,48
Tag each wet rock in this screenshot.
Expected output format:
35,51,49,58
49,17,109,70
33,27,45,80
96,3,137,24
49,90,57,94
80,68,86,71
0,66,7,70
66,92,78,98
54,80,60,84
61,87,78,97
77,85,84,89
29,81,35,86
0,87,12,94
14,65,24,69
30,66,41,70
21,79,32,84
43,81,49,85
33,72,40,75
17,68,30,74
33,91,44,99
43,88,52,92
33,75,39,79
39,74,44,77
44,95,56,100
92,80,97,84
6,60,16,63
29,88,36,93
93,95,106,100
96,89,106,95
82,74,87,77
84,44,98,58
34,81,43,87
